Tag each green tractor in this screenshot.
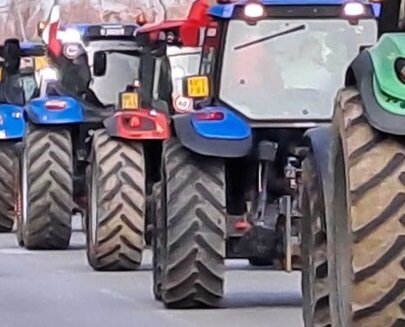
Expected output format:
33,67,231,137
300,31,405,327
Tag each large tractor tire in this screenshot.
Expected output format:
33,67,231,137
86,129,146,271
20,124,73,249
160,138,226,309
0,142,19,233
152,181,164,301
302,86,405,326
300,152,330,327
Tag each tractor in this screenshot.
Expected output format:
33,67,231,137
17,5,170,273
136,16,206,244
144,0,379,309
0,39,29,233
299,2,405,327
135,0,211,300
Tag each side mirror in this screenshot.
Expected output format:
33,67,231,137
93,51,106,76
3,39,20,75
182,75,210,98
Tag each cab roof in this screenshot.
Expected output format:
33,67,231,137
209,0,381,19
20,41,44,50
13,41,46,57
62,23,140,39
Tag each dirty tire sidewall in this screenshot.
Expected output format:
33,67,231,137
161,138,227,309
300,152,331,327
86,129,146,271
152,181,163,301
0,142,19,233
332,87,405,327
23,124,73,250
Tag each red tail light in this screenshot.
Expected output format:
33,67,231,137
110,109,170,140
45,100,66,110
193,111,224,121
129,116,141,128
234,220,250,230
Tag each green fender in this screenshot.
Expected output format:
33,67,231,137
369,33,405,115
348,33,405,135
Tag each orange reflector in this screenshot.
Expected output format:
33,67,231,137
136,13,147,26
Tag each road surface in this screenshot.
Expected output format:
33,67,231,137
0,232,303,327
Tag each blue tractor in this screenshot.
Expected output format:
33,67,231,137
149,0,380,308
0,39,46,233
17,5,170,273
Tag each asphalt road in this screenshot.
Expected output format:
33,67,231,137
0,232,304,327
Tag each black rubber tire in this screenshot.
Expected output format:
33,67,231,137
248,257,273,267
152,181,163,301
160,138,226,309
86,129,146,271
22,124,73,250
145,193,154,247
0,142,19,233
300,152,331,327
328,87,405,326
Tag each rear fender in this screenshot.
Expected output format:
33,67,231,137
173,106,252,157
103,109,170,140
303,125,334,232
348,49,405,135
25,96,84,125
0,104,25,139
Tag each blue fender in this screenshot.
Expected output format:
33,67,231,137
0,104,25,139
173,106,252,158
25,96,84,125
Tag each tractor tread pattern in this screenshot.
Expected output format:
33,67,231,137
162,138,226,308
337,87,405,326
24,125,73,249
0,143,18,232
153,181,163,301
301,153,331,327
87,129,145,271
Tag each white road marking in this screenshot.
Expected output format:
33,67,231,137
0,248,36,254
98,288,133,302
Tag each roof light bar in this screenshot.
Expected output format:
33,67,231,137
342,2,365,16
244,2,265,18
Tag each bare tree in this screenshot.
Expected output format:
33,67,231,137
0,0,210,42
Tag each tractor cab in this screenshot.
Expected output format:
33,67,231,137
134,0,210,114
44,23,143,118
36,6,156,118
0,41,50,102
183,0,378,126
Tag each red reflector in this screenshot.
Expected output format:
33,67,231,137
129,116,141,128
45,100,67,110
234,220,250,230
193,111,224,121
